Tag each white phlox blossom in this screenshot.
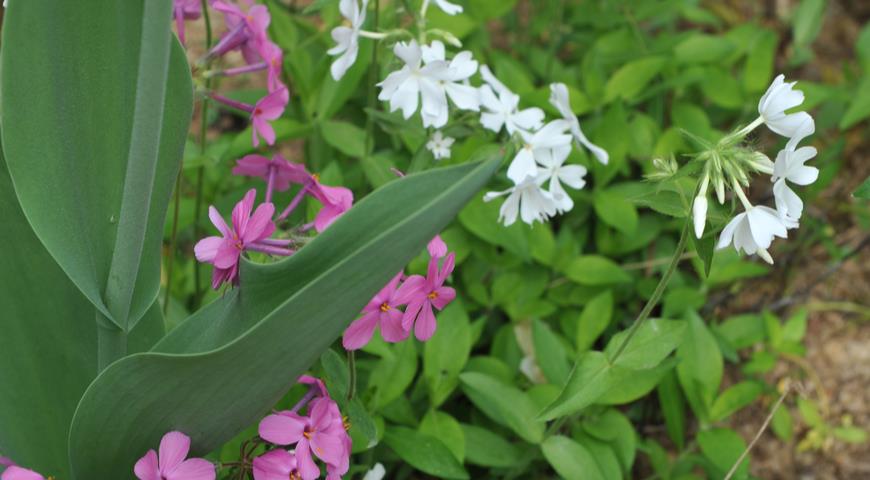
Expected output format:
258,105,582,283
536,145,587,213
377,40,478,128
757,74,815,139
549,83,609,165
363,463,386,480
771,143,818,226
484,176,557,226
507,120,572,183
717,205,787,264
328,0,368,80
478,65,544,135
426,130,455,160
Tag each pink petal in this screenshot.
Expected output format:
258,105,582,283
427,235,447,258
426,256,440,284
194,236,224,263
309,431,346,467
380,309,409,343
208,206,231,237
165,459,215,480
402,299,424,331
133,450,161,480
242,203,276,244
232,154,271,179
298,375,330,397
0,466,45,480
342,311,379,350
414,302,438,341
314,205,343,232
436,252,455,286
158,431,191,473
393,275,427,306
258,412,307,445
252,116,276,146
212,241,241,269
309,398,335,431
232,189,257,234
253,450,296,480
295,440,320,480
431,286,456,310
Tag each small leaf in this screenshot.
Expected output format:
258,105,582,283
384,427,469,479
564,255,632,286
370,340,418,409
833,426,868,444
576,290,614,352
840,76,870,129
743,30,778,92
604,56,667,103
676,312,723,422
420,411,465,462
459,372,545,443
533,319,571,385
771,406,794,441
424,301,472,407
541,436,606,480
797,397,824,428
710,381,763,422
347,398,378,449
539,352,626,420
461,424,522,468
698,428,749,479
321,120,367,158
320,349,349,401
853,176,870,199
674,34,735,63
594,189,639,234
605,318,687,370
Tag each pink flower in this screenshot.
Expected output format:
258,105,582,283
256,40,286,93
233,154,308,199
252,449,302,480
343,273,409,349
133,431,215,480
427,235,447,258
395,253,456,340
1,466,44,480
251,87,289,147
172,0,202,45
258,397,351,480
210,1,271,64
308,181,353,232
195,189,292,289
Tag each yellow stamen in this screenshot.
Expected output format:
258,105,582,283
428,291,438,300
379,302,391,312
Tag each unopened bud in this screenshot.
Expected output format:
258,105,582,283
692,195,708,239
757,248,774,264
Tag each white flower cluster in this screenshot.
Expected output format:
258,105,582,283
695,75,818,264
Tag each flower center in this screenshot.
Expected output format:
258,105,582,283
290,472,301,480
311,173,320,182
379,302,391,312
343,415,351,431
428,291,438,300
254,107,263,116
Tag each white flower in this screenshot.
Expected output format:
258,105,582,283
328,0,368,80
507,120,572,183
363,463,386,480
426,130,455,160
717,205,787,264
758,74,814,139
424,0,463,15
536,145,587,213
549,83,609,165
377,40,478,128
692,195,708,239
478,66,544,135
484,176,557,226
771,144,818,224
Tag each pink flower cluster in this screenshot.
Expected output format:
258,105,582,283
255,376,352,480
195,154,353,289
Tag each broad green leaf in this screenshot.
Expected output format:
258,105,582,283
320,349,349,401
424,301,472,407
0,153,162,478
771,405,794,441
697,428,749,479
68,154,500,478
710,381,763,422
347,398,378,449
370,339,418,409
321,120,367,158
576,290,614,352
743,30,778,92
461,424,522,468
594,190,639,234
564,255,632,286
574,433,624,480
797,397,824,427
674,34,735,63
316,41,373,120
840,76,870,129
604,57,666,103
458,195,530,259
582,409,637,473
539,351,628,420
657,372,687,449
420,411,465,462
384,427,469,479
676,312,723,422
700,67,743,109
854,176,870,199
605,318,687,370
833,426,868,444
597,358,676,405
1,0,193,330
541,436,606,480
459,372,545,443
533,319,571,385
792,0,827,49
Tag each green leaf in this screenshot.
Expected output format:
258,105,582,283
370,337,418,409
697,428,749,479
582,409,637,473
384,427,469,479
347,398,378,449
594,189,639,234
792,0,827,49
68,154,500,478
564,255,632,286
676,313,723,422
461,423,522,468
597,358,676,405
840,76,870,129
1,0,192,330
674,34,735,63
467,0,518,20
320,349,349,400
459,372,545,443
604,56,667,103
833,426,868,444
316,41,372,120
691,231,716,278
797,397,824,428
424,301,472,407
321,120,367,158
458,195,530,259
771,405,794,441
576,290,614,352
605,318,687,370
541,436,606,480
710,381,763,422
700,67,743,109
743,30,778,92
854,176,870,199
533,319,571,385
539,351,627,420
657,372,687,449
420,411,465,462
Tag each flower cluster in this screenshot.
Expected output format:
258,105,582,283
691,74,817,264
255,376,352,480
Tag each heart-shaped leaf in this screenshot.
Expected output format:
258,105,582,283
68,152,500,478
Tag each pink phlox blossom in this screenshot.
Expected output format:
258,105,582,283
210,0,271,64
133,431,215,480
172,0,202,45
251,87,289,147
342,272,409,349
233,154,308,193
394,253,456,341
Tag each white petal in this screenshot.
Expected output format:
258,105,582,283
445,83,481,111
693,196,708,239
433,0,463,15
507,148,538,184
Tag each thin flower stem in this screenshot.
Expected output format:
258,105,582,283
291,387,318,413
723,383,791,480
208,92,255,113
277,185,309,221
363,0,381,157
215,62,268,77
246,243,294,256
193,0,213,307
265,165,276,204
347,350,357,400
359,30,387,39
609,222,690,363
734,115,764,139
732,178,753,210
163,173,183,316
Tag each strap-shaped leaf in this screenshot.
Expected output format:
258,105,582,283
0,0,193,330
68,151,501,478
0,152,164,478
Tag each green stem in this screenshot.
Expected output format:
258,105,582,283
192,0,213,307
609,222,690,363
363,0,380,157
163,172,182,316
347,350,357,400
96,312,127,372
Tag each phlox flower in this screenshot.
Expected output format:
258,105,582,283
210,0,271,64
771,143,818,224
233,154,308,201
549,83,609,164
172,0,202,46
426,0,463,15
419,41,480,127
258,397,351,480
484,176,557,226
717,205,787,264
343,273,409,350
307,181,354,232
257,40,286,93
758,74,814,139
133,431,215,480
478,66,544,135
329,0,368,80
426,130,455,160
394,253,456,341
1,466,45,480
252,449,302,480
536,145,587,213
508,120,572,183
251,87,289,147
427,234,447,258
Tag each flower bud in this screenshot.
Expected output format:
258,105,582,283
692,195,708,239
